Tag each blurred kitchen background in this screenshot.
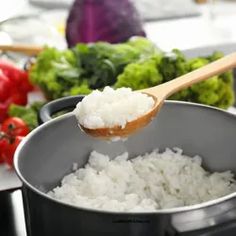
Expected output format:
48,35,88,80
0,0,236,52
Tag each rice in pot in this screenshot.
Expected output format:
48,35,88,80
48,148,236,212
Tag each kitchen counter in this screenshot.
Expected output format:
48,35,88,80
145,1,236,51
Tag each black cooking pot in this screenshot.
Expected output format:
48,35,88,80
14,96,236,236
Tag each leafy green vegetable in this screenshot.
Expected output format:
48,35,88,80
115,48,234,108
30,37,235,109
30,47,82,99
74,42,122,88
115,55,163,90
168,50,234,109
69,81,92,95
126,36,162,57
158,49,190,81
74,38,158,89
8,102,45,130
30,37,158,99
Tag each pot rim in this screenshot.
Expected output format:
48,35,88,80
14,100,236,215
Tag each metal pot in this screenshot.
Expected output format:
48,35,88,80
14,96,236,236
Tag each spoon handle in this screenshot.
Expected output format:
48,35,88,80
145,52,236,99
0,44,43,56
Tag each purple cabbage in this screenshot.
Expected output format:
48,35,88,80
66,0,146,47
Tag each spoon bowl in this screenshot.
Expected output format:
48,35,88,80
80,94,161,139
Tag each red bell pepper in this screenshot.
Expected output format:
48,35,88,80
0,60,33,93
0,69,13,102
0,60,34,122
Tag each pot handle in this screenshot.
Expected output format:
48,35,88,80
38,95,84,124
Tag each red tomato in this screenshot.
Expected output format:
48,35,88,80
1,117,29,136
2,136,23,168
0,136,7,164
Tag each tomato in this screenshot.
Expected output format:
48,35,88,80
1,117,29,136
2,136,23,168
0,136,7,164
0,117,29,167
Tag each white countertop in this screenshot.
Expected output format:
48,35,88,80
0,166,22,191
145,1,236,51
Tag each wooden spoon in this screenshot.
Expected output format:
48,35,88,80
0,44,43,56
81,52,236,139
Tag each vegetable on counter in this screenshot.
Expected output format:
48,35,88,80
3,135,23,167
66,0,145,47
30,37,161,99
0,59,34,122
0,59,35,168
29,37,235,109
0,117,29,168
0,132,24,168
114,55,163,90
168,51,234,109
29,47,82,99
30,37,162,99
116,49,234,109
0,137,7,164
0,102,44,168
1,117,29,137
8,102,44,131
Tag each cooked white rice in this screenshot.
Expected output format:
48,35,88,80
48,148,236,212
73,86,154,129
